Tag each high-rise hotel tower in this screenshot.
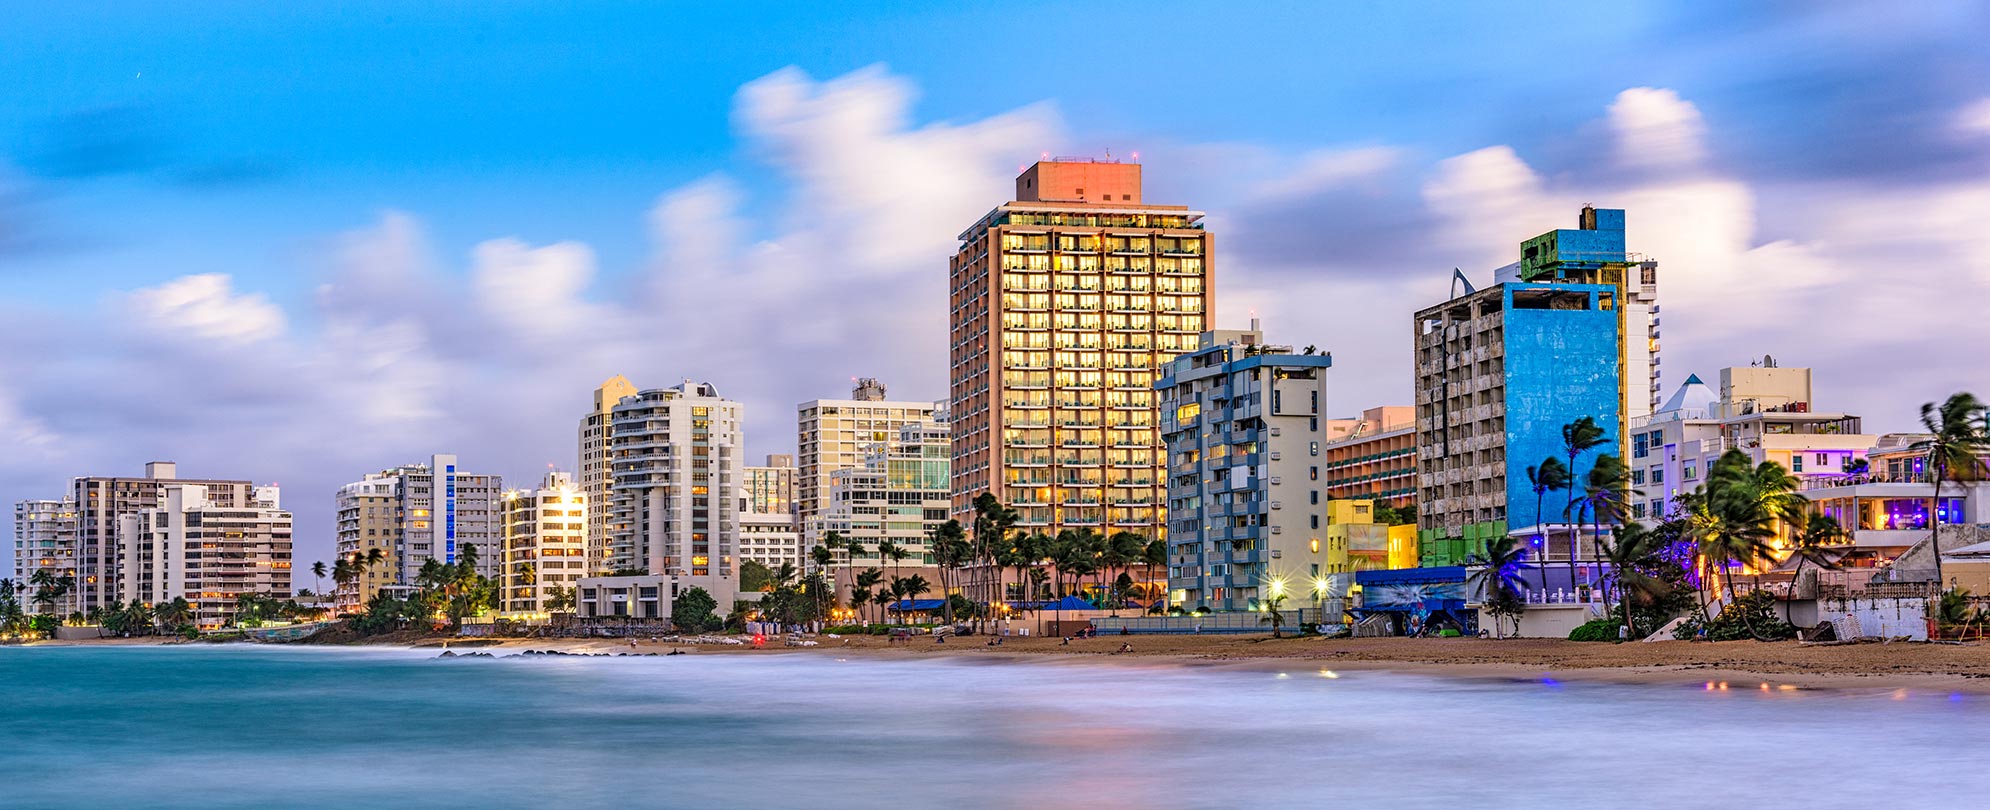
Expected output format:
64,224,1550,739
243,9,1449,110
949,159,1212,536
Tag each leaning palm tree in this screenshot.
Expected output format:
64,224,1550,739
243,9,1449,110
1527,457,1572,552
310,560,328,600
1915,393,1990,588
1466,535,1532,638
1686,450,1802,631
1781,512,1844,623
1600,522,1670,640
1560,416,1611,524
1580,454,1640,561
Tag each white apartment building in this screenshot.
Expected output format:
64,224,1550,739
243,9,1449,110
805,421,953,572
1632,365,1876,521
796,379,940,523
68,462,260,612
11,498,79,614
117,483,292,628
739,509,803,573
609,380,742,607
1157,327,1334,612
500,471,588,615
334,454,502,606
578,375,639,574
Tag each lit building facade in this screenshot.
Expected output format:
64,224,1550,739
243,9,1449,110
500,471,587,614
11,498,79,614
1632,366,1876,521
334,454,503,606
1414,282,1623,563
579,375,639,574
1157,328,1331,612
805,421,952,571
69,462,260,612
608,380,742,607
743,454,797,518
738,509,803,573
797,380,939,523
950,159,1211,537
117,483,292,628
1321,406,1417,508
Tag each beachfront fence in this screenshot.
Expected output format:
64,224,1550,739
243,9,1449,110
1091,610,1333,635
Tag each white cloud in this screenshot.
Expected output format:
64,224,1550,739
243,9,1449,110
1609,87,1710,171
1955,97,1990,138
472,237,615,345
125,273,286,344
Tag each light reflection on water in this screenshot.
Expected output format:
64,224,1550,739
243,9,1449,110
0,646,1981,809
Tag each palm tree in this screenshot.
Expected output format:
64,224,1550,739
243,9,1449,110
929,520,969,623
1580,454,1639,562
1141,537,1168,612
1104,531,1145,614
1914,393,1989,589
1260,593,1289,638
155,597,195,632
1466,535,1532,639
1685,450,1804,625
310,561,328,600
1600,522,1670,640
1526,457,1572,550
1782,513,1844,623
854,568,885,624
1560,416,1611,525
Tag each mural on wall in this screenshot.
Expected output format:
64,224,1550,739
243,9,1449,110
1362,581,1464,609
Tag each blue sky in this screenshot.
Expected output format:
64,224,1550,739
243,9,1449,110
4,2,1988,573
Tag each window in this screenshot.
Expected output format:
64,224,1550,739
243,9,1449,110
1310,515,1320,529
1633,433,1649,459
1816,453,1829,467
1310,466,1318,481
1310,442,1320,456
1652,468,1664,484
1683,464,1696,481
1790,455,1802,472
1310,490,1319,505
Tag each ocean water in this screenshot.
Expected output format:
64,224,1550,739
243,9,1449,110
1,647,1983,809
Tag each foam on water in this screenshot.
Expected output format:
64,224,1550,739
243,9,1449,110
0,646,1981,809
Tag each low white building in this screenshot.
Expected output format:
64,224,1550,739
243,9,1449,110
575,574,676,622
739,509,803,573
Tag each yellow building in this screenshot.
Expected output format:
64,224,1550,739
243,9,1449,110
948,158,1211,538
1387,524,1419,570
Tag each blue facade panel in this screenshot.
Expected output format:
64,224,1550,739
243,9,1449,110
1500,283,1621,532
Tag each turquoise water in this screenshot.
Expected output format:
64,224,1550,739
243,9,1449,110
1,647,1984,809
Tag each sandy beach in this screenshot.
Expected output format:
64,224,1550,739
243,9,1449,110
380,632,1990,693
25,631,1990,693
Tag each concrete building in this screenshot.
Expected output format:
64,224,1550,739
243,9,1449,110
117,484,292,628
1321,406,1417,509
575,573,676,622
806,421,952,573
499,471,587,615
608,380,742,607
11,498,79,614
796,380,940,524
949,158,1212,537
69,462,262,613
579,375,640,574
738,509,804,574
1517,206,1662,425
1632,365,1876,521
1414,282,1623,563
1157,327,1332,612
743,454,797,518
334,455,503,606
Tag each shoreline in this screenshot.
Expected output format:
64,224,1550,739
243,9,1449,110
20,632,1990,694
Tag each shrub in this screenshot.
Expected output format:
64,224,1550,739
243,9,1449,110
1674,590,1794,641
1567,618,1622,642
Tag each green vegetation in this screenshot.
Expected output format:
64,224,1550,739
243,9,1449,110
1673,589,1795,641
672,586,721,632
1567,618,1621,642
1915,393,1990,589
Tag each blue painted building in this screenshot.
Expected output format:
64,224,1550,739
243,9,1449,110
1412,281,1622,562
